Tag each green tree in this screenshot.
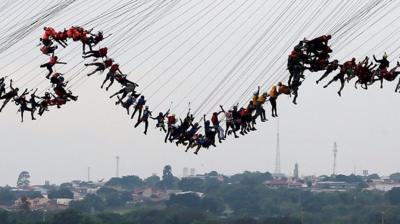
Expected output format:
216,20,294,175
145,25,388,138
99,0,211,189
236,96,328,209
17,171,30,188
0,187,16,205
144,175,161,188
105,175,143,189
163,165,175,189
386,187,400,205
70,194,105,213
51,209,84,224
48,188,74,199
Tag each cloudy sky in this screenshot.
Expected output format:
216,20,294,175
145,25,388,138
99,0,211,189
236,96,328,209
0,0,399,186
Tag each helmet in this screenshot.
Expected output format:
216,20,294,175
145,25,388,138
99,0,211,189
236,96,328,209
326,34,332,39
277,82,282,86
383,52,388,58
172,114,176,117
351,57,356,62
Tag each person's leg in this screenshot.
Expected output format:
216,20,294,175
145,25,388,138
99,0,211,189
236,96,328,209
144,120,149,135
30,108,36,120
137,109,142,123
131,107,138,119
46,65,53,79
165,128,171,143
101,73,111,89
110,89,123,99
106,75,114,91
338,77,345,96
0,98,10,112
134,119,142,128
316,70,330,84
20,109,24,122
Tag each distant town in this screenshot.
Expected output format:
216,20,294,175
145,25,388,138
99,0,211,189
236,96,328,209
1,165,400,212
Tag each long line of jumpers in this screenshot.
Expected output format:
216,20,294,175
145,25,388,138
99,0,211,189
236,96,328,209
0,28,399,155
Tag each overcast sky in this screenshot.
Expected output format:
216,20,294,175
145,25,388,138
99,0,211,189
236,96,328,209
0,0,399,186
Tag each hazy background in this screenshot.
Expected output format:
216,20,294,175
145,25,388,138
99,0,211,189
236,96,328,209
0,0,399,186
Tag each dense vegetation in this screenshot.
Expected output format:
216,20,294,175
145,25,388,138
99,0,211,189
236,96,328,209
1,170,400,224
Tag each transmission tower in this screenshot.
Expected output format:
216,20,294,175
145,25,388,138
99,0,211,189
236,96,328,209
333,142,338,176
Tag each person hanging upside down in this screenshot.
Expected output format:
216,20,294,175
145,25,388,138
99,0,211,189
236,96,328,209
134,106,152,135
316,60,339,84
0,80,19,112
40,56,66,79
83,47,108,59
324,58,356,96
101,63,122,91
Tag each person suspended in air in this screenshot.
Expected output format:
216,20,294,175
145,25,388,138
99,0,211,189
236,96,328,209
268,84,279,117
83,47,108,59
251,86,267,123
134,106,152,135
211,111,225,143
116,92,140,115
316,60,339,84
53,81,78,104
38,92,53,116
377,61,400,89
304,35,331,55
324,58,356,96
180,122,201,149
203,114,216,147
246,100,256,130
85,31,106,51
109,82,139,101
220,105,239,138
49,73,66,86
101,63,121,91
254,91,268,122
29,89,41,116
15,89,35,122
131,95,146,122
287,49,306,87
0,76,6,98
353,57,376,89
85,58,113,76
373,53,390,88
165,113,177,143
0,80,19,112
54,30,68,48
40,56,66,79
40,45,58,55
115,74,138,87
152,109,170,132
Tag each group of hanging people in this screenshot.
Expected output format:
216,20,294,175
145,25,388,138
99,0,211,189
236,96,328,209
288,35,400,99
2,29,399,153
